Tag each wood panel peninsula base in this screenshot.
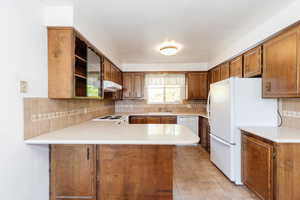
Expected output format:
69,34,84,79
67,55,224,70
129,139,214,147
50,144,174,200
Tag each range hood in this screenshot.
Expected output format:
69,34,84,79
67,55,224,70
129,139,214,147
103,80,122,92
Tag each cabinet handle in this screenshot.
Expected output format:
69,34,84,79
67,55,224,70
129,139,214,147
265,82,271,92
87,147,90,160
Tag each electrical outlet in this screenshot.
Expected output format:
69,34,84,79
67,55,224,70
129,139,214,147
20,81,28,93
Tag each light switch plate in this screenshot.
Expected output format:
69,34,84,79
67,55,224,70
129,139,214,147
20,81,28,93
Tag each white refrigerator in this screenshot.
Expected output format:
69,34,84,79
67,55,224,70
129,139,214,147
207,77,277,185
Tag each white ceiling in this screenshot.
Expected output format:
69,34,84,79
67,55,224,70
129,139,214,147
47,0,296,67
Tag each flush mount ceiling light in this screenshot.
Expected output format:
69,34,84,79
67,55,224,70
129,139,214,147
158,41,181,56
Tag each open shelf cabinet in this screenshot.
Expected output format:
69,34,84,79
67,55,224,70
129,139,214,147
48,27,106,99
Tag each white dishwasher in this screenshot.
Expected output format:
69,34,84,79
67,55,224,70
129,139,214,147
177,116,199,136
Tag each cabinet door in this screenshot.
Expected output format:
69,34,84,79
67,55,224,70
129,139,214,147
212,67,221,83
242,135,274,200
263,26,300,97
110,64,116,83
160,116,177,124
244,46,262,78
122,73,133,99
103,58,111,81
187,72,208,100
117,71,122,85
130,116,146,124
201,118,209,152
97,145,173,200
50,145,96,200
230,56,243,77
133,73,144,98
220,63,230,80
146,116,161,124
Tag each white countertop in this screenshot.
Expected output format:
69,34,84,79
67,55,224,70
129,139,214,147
117,112,208,118
240,126,300,143
25,121,199,145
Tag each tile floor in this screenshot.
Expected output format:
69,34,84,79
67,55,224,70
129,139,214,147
174,146,259,200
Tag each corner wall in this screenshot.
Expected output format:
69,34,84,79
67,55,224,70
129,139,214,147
0,1,49,199
209,0,300,68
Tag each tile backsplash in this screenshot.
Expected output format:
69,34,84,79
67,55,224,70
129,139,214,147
280,98,300,129
24,98,115,139
115,99,207,114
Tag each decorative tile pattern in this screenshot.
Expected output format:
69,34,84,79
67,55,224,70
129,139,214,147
115,99,207,114
280,98,300,129
24,98,115,139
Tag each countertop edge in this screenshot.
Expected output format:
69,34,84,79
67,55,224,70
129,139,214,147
240,126,300,143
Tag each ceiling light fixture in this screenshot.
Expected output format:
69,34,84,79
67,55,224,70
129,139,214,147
160,46,178,56
158,41,181,56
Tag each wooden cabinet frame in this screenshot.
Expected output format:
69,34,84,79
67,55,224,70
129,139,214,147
243,46,262,78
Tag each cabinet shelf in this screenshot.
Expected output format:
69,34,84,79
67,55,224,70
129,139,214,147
75,55,87,62
75,74,87,79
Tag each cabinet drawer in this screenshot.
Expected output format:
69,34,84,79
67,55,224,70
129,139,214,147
160,116,177,124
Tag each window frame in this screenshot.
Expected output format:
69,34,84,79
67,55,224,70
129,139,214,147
145,73,186,104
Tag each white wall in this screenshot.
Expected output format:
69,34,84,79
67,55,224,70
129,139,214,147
0,1,49,200
44,5,74,26
73,1,122,68
209,0,300,68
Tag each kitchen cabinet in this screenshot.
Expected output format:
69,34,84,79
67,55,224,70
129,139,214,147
103,58,111,81
230,55,243,78
51,144,173,200
242,134,273,200
48,27,104,99
129,116,177,124
187,72,208,100
129,116,147,124
200,117,210,152
146,116,161,124
242,131,300,200
220,62,230,80
112,90,123,100
97,145,173,200
263,25,300,97
50,145,96,200
160,116,177,124
211,66,221,83
122,72,145,99
243,46,262,78
103,59,122,85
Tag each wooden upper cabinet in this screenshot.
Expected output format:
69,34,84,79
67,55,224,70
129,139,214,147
242,135,273,200
48,27,104,99
48,28,75,99
263,26,300,97
133,73,144,98
243,46,262,78
230,55,243,77
211,67,221,83
50,145,96,200
103,58,111,81
187,72,208,100
220,63,230,80
122,73,132,98
122,72,144,99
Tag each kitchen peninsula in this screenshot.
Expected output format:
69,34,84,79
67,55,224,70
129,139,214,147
26,121,199,200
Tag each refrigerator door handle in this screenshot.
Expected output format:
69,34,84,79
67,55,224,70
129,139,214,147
210,134,236,146
206,89,211,125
